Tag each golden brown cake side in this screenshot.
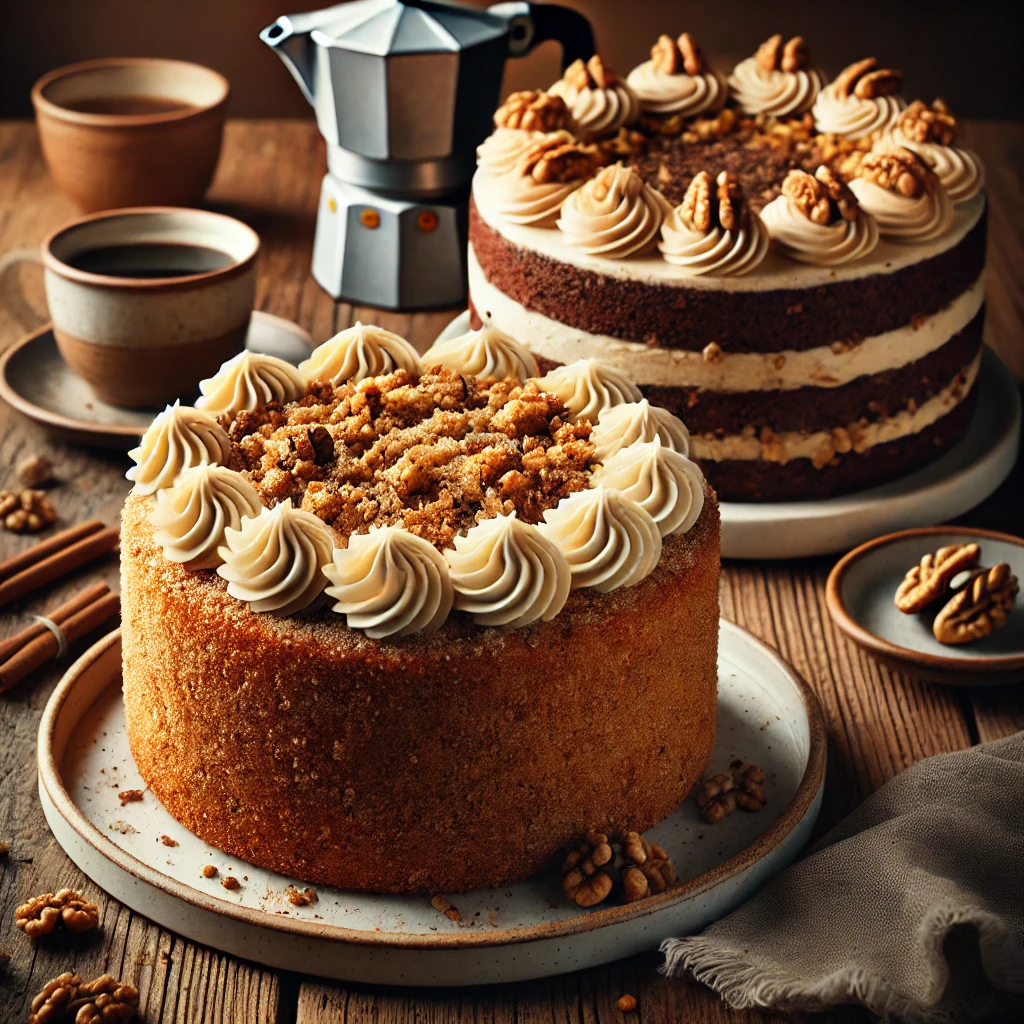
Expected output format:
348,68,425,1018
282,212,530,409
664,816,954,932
121,488,720,893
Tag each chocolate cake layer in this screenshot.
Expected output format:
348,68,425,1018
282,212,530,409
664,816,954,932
469,198,987,354
697,390,977,503
644,312,983,436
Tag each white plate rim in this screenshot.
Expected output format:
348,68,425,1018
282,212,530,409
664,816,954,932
38,621,826,952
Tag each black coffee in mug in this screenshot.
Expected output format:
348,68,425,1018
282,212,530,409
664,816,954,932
69,242,235,279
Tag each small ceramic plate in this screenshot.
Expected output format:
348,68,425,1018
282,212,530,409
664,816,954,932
435,314,1021,561
39,621,825,987
0,312,313,448
826,526,1024,685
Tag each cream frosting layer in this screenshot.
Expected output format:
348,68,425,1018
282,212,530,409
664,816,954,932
534,357,642,422
468,249,985,391
760,195,880,266
690,353,981,464
848,177,955,244
625,61,726,117
727,58,824,117
558,165,671,258
659,207,769,276
882,131,985,204
548,78,639,137
300,322,423,386
476,127,545,177
217,501,335,616
422,324,537,381
324,525,453,639
591,399,691,462
445,512,571,628
812,85,906,139
149,464,263,569
541,487,661,592
196,351,305,417
127,401,231,496
592,437,705,536
475,166,583,227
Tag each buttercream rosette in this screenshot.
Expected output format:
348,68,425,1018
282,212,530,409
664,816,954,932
445,512,571,628
558,164,672,258
548,57,639,138
592,437,706,537
591,399,691,463
540,486,662,592
217,501,335,616
727,35,824,117
148,464,263,569
476,127,546,178
534,358,642,423
626,35,726,118
880,129,984,205
196,351,305,417
812,58,906,140
126,401,231,497
422,325,538,381
660,205,769,275
324,525,453,639
299,322,423,386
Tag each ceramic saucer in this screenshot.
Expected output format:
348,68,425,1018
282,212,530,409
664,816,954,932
826,526,1024,686
0,312,313,448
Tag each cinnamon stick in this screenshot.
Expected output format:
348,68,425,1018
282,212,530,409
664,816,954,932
0,581,110,663
0,526,119,609
0,520,105,583
0,591,120,693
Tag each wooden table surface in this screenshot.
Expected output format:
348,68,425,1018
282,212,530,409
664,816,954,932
0,119,1021,1024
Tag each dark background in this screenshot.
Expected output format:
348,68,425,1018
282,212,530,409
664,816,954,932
3,0,1022,121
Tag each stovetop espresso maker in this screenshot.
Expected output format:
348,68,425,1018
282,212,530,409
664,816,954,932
262,0,594,309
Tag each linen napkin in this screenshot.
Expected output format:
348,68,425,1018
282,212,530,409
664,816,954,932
663,731,1024,1023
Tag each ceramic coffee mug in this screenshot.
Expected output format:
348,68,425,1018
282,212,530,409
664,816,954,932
32,58,229,213
42,208,259,408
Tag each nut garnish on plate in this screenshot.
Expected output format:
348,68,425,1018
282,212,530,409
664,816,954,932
898,99,957,146
494,90,574,133
933,563,1019,645
15,889,99,937
696,760,767,823
894,542,981,613
561,830,676,908
833,57,903,100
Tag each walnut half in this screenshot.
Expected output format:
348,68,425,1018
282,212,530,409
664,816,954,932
895,542,982,614
833,57,903,100
855,147,935,199
15,889,99,938
561,830,676,908
651,32,706,76
933,563,1019,645
494,90,574,133
755,34,809,74
517,130,604,184
898,99,957,146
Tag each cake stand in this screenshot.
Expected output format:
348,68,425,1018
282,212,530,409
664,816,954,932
434,313,1020,560
39,621,825,987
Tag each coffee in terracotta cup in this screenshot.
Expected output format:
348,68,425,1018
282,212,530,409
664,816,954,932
42,207,259,408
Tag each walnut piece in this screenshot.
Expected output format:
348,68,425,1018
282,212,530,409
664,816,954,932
562,54,617,91
781,36,809,74
833,57,902,100
755,34,783,73
286,885,318,907
0,488,57,533
17,455,54,488
814,165,860,222
755,34,809,74
856,147,934,198
716,170,745,232
696,761,767,824
69,974,139,1024
898,99,957,146
118,789,143,806
782,167,859,225
933,563,1019,645
221,876,240,891
29,972,81,1024
894,542,981,613
494,90,574,133
680,170,713,231
201,865,218,878
651,32,705,76
16,889,99,938
519,130,603,184
562,830,676,908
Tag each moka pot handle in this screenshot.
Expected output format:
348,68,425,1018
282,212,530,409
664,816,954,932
488,3,596,71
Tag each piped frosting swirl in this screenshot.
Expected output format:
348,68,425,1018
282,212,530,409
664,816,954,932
324,525,453,639
727,34,824,117
883,131,984,204
548,56,639,138
299,323,423,386
591,399,691,463
196,351,305,417
126,401,231,496
811,58,905,140
422,325,538,381
627,40,726,118
540,487,662,592
762,194,879,265
148,464,263,569
476,127,546,177
217,501,335,616
558,164,671,258
445,513,571,628
535,358,642,423
592,437,705,537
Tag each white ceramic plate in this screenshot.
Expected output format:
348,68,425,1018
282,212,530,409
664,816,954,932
436,313,1020,561
39,621,825,986
0,312,314,448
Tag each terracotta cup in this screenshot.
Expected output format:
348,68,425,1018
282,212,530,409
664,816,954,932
32,58,229,213
42,208,259,408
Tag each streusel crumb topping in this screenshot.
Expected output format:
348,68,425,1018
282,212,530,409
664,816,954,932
226,369,595,549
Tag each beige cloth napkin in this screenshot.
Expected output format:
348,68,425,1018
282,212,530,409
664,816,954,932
663,731,1024,1023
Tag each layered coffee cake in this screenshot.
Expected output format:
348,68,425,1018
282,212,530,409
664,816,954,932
470,36,986,501
121,324,719,893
